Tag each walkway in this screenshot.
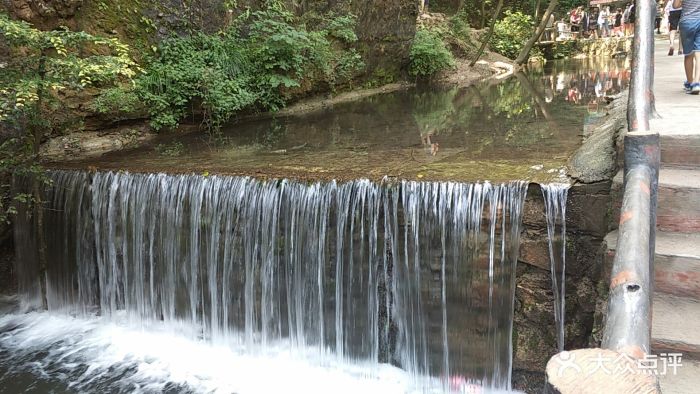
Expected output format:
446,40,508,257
608,37,700,393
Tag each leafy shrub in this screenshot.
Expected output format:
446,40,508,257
491,11,534,59
326,14,359,43
136,32,256,132
551,40,579,59
90,86,142,118
409,29,455,78
446,11,476,56
137,5,363,135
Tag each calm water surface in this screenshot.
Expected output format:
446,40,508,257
52,57,630,183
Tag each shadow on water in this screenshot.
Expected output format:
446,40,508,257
52,57,630,183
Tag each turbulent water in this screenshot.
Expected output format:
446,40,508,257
540,184,570,352
5,170,533,393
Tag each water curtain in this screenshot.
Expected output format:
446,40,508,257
15,170,533,391
541,183,570,352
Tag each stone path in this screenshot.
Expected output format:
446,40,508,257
640,37,699,393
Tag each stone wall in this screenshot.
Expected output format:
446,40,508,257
512,96,627,392
544,37,633,60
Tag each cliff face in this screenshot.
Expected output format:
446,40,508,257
296,0,417,81
3,0,417,79
4,0,84,25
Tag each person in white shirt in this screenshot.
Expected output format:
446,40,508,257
598,6,611,38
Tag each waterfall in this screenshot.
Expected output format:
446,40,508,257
12,170,529,392
540,183,570,352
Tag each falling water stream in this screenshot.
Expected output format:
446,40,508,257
3,170,539,393
540,184,570,352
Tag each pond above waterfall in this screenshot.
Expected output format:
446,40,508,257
51,57,629,183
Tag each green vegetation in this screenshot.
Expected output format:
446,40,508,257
90,86,142,120
409,29,455,78
444,11,477,57
136,4,363,135
0,11,138,223
0,11,139,306
490,11,535,59
155,141,185,157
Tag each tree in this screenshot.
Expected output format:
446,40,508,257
0,12,138,308
514,0,558,66
470,0,505,66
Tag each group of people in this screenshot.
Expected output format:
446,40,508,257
550,4,637,40
542,0,699,95
594,4,637,38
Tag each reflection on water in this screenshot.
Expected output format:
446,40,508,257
53,58,630,183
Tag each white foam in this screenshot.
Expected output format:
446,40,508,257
0,312,444,393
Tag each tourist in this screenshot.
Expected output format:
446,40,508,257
598,6,611,37
656,3,663,34
614,9,624,37
570,7,582,36
557,18,569,40
627,3,636,36
589,7,600,38
580,7,590,38
545,12,556,41
675,0,700,94
667,0,683,55
623,4,632,36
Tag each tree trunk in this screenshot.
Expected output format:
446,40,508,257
514,0,558,66
480,2,486,29
535,0,542,19
33,53,48,310
470,0,504,66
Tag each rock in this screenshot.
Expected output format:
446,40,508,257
40,125,156,161
514,264,599,374
567,94,627,184
8,0,83,24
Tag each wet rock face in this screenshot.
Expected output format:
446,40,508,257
512,97,626,390
312,0,418,77
513,183,611,391
8,0,83,23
